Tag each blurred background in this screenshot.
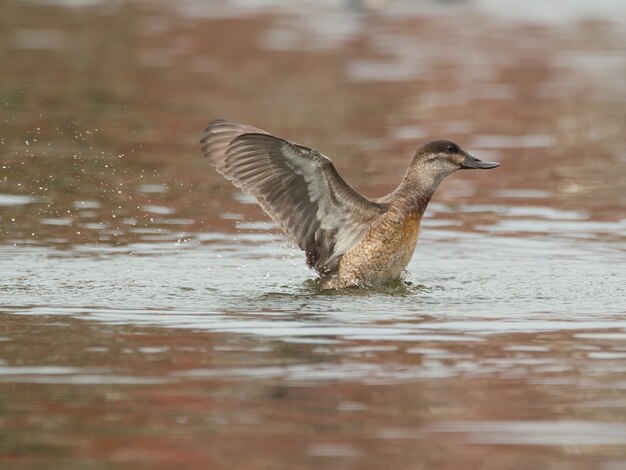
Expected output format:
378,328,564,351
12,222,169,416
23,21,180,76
1,1,626,469
2,0,625,245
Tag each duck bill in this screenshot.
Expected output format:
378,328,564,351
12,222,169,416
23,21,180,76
461,153,500,170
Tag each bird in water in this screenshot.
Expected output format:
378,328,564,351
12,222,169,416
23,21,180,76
201,120,500,290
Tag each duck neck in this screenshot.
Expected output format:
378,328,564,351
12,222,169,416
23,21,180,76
389,162,447,215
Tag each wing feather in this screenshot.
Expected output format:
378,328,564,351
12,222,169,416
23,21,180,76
201,119,384,274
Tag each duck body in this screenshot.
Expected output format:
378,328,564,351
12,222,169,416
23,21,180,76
322,204,422,289
201,119,499,290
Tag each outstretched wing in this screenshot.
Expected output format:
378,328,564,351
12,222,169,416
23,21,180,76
201,119,384,274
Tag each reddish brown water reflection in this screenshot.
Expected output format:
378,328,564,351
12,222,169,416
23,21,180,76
3,313,626,469
1,1,626,469
1,0,625,247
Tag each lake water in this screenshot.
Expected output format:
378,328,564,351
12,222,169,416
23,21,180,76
1,0,626,468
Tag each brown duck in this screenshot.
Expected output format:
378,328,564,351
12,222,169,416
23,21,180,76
201,120,499,289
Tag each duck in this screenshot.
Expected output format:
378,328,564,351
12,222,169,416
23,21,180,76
201,119,500,290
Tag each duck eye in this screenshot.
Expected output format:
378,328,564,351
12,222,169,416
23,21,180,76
446,144,456,153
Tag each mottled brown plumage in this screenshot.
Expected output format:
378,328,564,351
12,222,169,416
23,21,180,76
201,119,499,289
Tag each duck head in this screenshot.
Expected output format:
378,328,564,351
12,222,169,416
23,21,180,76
394,140,500,204
414,140,500,175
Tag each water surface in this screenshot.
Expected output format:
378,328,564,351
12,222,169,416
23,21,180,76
1,0,626,468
